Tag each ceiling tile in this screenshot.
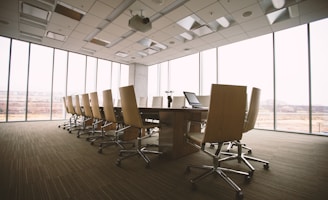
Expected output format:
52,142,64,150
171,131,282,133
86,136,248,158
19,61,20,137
196,2,228,23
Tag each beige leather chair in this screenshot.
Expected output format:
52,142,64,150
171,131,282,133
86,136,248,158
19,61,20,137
65,95,78,133
72,94,89,134
196,95,210,107
151,96,163,108
58,96,70,129
185,84,248,200
86,92,104,144
171,96,185,108
77,93,94,138
116,85,162,168
98,89,134,153
138,96,148,107
220,87,269,175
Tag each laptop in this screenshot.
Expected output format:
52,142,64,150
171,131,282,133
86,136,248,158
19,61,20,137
183,91,207,108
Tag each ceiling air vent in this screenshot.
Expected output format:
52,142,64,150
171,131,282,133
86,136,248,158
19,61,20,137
55,1,85,21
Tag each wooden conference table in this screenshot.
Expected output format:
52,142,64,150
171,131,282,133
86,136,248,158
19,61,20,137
116,107,208,159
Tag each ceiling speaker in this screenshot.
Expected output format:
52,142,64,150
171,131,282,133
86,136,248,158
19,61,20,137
128,15,152,32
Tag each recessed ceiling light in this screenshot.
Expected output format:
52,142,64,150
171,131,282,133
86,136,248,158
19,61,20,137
216,17,230,28
46,31,66,41
115,51,128,57
242,11,252,17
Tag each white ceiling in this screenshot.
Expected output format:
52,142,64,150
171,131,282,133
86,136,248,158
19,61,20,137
1,0,328,66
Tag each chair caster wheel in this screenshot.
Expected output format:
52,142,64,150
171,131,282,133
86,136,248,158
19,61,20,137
69,131,71,133
116,160,121,166
264,163,269,169
77,135,80,138
98,148,102,153
236,191,243,200
248,150,252,154
90,141,94,145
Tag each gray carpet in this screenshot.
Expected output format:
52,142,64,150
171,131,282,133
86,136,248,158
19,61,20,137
1,121,328,200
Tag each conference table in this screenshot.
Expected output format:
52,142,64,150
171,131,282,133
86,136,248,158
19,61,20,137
116,107,208,159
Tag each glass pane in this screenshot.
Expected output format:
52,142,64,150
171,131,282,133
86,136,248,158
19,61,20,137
0,36,10,122
111,62,120,105
159,62,169,107
218,34,274,129
86,56,97,93
148,64,158,107
52,49,67,120
8,40,29,121
120,64,129,86
97,59,111,98
200,48,216,95
275,25,309,133
169,53,199,107
67,52,86,95
27,44,53,120
310,18,328,134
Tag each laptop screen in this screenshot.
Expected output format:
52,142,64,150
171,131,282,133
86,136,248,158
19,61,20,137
183,91,201,106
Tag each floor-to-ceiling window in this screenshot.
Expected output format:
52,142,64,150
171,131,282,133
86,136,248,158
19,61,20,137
0,36,10,122
200,48,217,95
52,49,68,120
309,18,328,134
86,56,97,93
8,40,29,121
97,59,112,102
169,53,199,97
148,64,159,107
67,52,86,95
218,34,274,129
27,44,54,120
275,25,309,133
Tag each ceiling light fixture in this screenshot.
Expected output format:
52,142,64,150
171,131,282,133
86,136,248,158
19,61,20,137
272,0,285,9
46,31,66,41
216,17,230,28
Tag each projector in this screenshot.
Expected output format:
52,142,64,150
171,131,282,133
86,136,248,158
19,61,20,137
128,15,152,32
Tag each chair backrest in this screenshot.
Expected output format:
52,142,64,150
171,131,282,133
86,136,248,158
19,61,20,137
102,89,117,123
90,92,102,120
119,85,143,128
66,96,75,114
138,96,148,107
62,96,69,113
171,96,185,108
74,95,83,116
197,95,210,107
244,87,261,132
81,93,93,118
203,84,247,143
152,96,163,108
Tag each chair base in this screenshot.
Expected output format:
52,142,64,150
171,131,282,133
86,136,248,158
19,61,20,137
116,146,162,168
186,164,245,200
98,139,135,153
220,142,270,173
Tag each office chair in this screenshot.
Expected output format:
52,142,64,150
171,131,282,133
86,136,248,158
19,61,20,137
116,85,162,168
171,96,185,108
86,92,104,144
58,96,70,129
219,87,269,175
151,96,163,108
98,89,135,153
77,93,94,138
138,96,148,107
65,95,78,133
196,95,210,107
185,84,249,200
